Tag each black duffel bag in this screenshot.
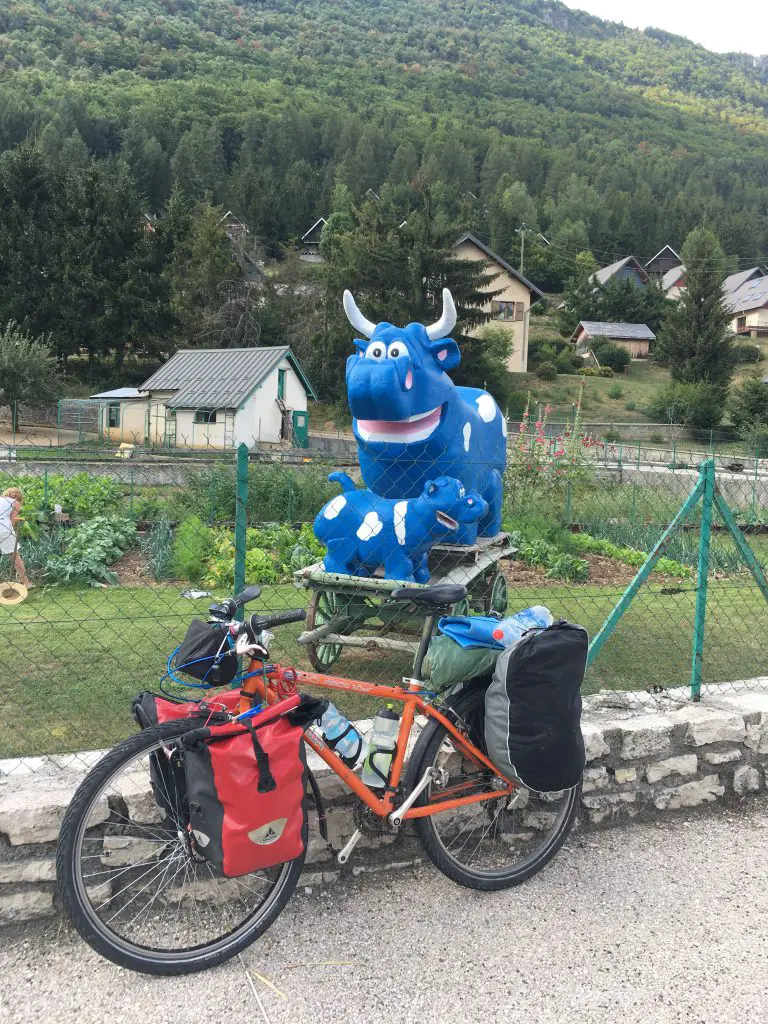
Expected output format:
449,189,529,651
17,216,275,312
484,620,588,793
173,619,239,686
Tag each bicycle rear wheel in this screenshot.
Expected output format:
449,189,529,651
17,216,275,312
56,721,304,976
410,685,580,891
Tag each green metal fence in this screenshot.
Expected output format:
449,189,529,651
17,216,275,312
2,434,768,765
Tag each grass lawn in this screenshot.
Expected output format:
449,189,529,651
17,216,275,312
516,358,671,426
3,574,768,758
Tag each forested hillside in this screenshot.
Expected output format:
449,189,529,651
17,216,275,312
2,0,768,264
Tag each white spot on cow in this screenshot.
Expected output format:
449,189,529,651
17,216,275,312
323,495,347,520
501,416,508,437
463,422,472,452
476,394,498,423
405,370,413,390
394,501,408,546
458,484,465,497
356,511,383,541
437,349,447,361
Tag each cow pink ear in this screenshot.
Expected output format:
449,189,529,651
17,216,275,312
429,338,460,370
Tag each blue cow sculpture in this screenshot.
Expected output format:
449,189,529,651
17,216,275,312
314,473,487,583
342,288,507,545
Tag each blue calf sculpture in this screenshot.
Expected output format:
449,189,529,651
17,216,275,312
314,473,487,583
342,288,507,544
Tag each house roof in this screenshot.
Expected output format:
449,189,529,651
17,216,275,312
301,218,326,243
645,245,680,269
593,256,650,287
726,276,768,315
572,321,656,342
722,267,765,296
89,388,147,400
141,346,317,408
662,264,686,292
453,232,545,302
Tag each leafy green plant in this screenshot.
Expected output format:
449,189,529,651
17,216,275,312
571,532,692,577
535,361,557,381
625,400,636,411
602,428,621,443
45,517,136,584
171,515,213,582
545,553,589,582
608,383,624,399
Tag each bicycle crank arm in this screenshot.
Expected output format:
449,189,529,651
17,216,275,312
337,829,363,865
389,766,446,827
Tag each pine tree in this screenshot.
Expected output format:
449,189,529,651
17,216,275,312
556,251,600,337
656,228,734,390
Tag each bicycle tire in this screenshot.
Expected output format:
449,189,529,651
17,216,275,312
56,720,304,976
410,685,580,892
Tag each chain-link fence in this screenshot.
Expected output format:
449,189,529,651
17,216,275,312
2,419,768,765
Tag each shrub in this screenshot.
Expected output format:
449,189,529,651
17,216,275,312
647,381,724,430
729,378,768,433
649,432,664,444
598,366,614,378
608,384,624,399
545,553,589,582
171,515,213,582
593,341,630,373
734,343,762,364
602,428,621,442
580,366,613,378
555,348,581,374
625,400,636,411
535,362,557,381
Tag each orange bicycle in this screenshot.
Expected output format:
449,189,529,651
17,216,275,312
57,583,580,975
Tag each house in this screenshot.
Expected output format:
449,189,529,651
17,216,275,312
645,245,681,278
452,232,546,373
726,276,768,341
299,218,326,262
570,321,656,359
219,211,249,245
722,266,766,297
91,347,316,449
592,256,650,289
662,264,687,300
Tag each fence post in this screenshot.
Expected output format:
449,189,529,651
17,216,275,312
690,459,715,702
234,443,249,612
43,468,48,512
751,448,759,524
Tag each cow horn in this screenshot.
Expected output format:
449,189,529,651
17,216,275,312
425,288,457,341
343,290,376,339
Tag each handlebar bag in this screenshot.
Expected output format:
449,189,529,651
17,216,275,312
180,694,326,877
174,619,238,685
484,621,588,793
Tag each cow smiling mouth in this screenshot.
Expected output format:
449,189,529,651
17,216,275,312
355,406,442,444
435,511,458,530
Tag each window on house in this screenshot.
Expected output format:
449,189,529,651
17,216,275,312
107,403,120,428
491,300,526,322
737,316,747,330
278,368,286,401
194,409,217,424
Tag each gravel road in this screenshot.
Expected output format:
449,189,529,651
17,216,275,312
2,808,767,1024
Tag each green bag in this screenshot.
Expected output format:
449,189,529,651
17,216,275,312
423,634,501,692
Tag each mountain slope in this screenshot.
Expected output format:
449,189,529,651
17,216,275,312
1,0,767,261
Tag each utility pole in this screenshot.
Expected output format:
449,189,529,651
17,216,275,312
516,223,527,276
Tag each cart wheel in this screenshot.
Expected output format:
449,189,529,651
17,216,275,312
485,572,508,616
306,590,343,671
454,597,471,616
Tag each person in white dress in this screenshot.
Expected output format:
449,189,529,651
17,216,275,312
0,487,31,587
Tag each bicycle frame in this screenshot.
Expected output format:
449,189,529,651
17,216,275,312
238,664,516,821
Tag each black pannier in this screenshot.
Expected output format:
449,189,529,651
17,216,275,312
484,621,588,793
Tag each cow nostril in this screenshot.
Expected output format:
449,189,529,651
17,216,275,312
405,370,413,390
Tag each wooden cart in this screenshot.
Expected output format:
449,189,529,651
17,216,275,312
293,533,516,671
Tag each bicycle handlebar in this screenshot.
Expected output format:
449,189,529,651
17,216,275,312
248,608,306,635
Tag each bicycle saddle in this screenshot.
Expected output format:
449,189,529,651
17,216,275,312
390,583,468,607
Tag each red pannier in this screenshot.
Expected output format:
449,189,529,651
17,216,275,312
131,689,244,729
180,694,326,878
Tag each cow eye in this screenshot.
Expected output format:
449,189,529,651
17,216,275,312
365,343,386,361
387,342,409,360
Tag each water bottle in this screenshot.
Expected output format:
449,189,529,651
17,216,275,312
316,703,368,767
361,706,400,789
491,605,554,647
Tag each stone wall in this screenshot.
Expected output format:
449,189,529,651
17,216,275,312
1,690,767,927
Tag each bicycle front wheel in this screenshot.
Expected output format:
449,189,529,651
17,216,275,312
56,721,304,976
410,685,580,891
